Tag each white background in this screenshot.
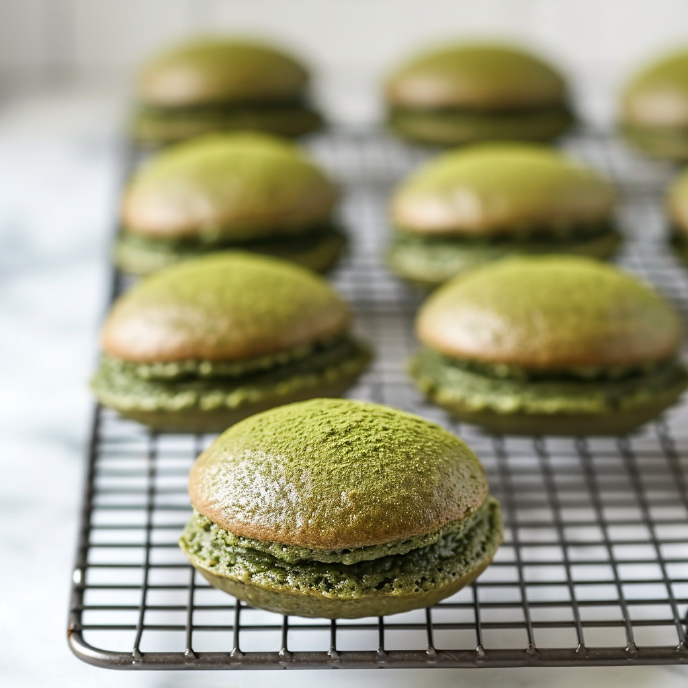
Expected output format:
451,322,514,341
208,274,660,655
3,0,688,123
2,1,688,687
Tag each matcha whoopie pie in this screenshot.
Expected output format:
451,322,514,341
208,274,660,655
132,38,322,145
668,167,688,263
180,398,503,618
91,253,370,432
410,256,688,436
621,49,688,159
385,43,573,146
389,143,620,287
116,133,344,275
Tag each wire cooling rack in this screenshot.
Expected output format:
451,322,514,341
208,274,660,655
68,127,688,670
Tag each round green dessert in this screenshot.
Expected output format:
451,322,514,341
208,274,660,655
132,38,323,145
620,49,688,159
91,253,371,432
410,256,688,435
385,43,573,146
389,143,620,286
117,133,345,275
667,167,688,264
180,398,503,618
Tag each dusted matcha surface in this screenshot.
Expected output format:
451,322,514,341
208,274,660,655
391,143,613,236
189,399,488,549
92,337,370,413
138,39,310,107
410,348,688,415
180,496,502,599
122,133,337,241
386,45,567,110
389,226,621,284
417,256,684,368
101,252,351,363
621,49,688,129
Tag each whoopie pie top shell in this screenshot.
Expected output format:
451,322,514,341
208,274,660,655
417,256,682,369
391,144,616,236
386,43,568,111
102,253,350,363
189,398,489,549
122,133,338,241
668,168,688,233
622,49,688,128
137,38,310,107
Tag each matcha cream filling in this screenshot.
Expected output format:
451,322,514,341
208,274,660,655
118,223,341,252
91,336,370,413
389,227,620,282
179,496,502,599
115,336,345,381
410,348,688,415
137,99,311,120
393,221,616,245
389,104,573,130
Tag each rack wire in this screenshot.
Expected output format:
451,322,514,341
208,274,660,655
68,127,688,670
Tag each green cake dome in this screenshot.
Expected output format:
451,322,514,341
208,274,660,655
189,398,488,549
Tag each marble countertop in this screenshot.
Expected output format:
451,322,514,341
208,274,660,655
1,87,687,688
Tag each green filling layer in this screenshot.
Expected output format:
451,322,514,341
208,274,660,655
621,125,688,159
184,502,486,566
119,223,340,252
410,348,688,415
389,226,620,283
119,337,343,381
92,336,370,413
395,221,615,244
116,226,345,275
179,497,502,599
388,105,573,142
137,100,310,120
132,102,323,144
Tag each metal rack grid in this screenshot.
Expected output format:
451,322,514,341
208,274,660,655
68,127,688,670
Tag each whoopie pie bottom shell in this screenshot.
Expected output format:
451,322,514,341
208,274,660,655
190,555,493,619
620,124,688,161
103,372,367,434
387,230,622,288
131,105,323,146
432,403,684,437
114,227,347,276
410,349,688,436
179,498,503,619
387,105,574,146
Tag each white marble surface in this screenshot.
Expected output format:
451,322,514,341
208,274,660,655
2,88,688,688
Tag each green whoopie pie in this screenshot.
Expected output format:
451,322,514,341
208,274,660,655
389,143,620,287
132,38,323,145
116,133,345,275
410,256,688,436
668,168,688,263
180,398,503,618
620,49,688,160
385,43,573,146
91,253,371,432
